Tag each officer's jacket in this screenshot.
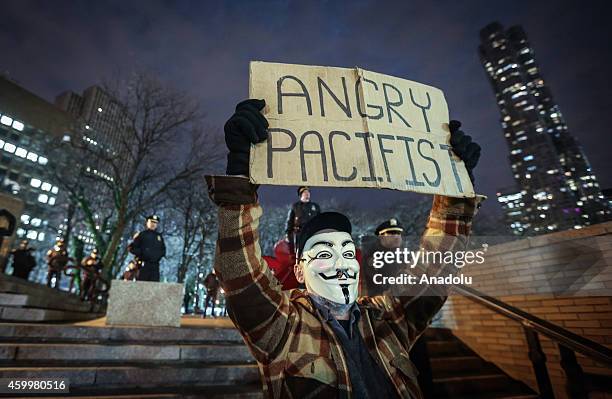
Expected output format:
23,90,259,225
206,175,480,399
286,200,321,234
128,230,166,263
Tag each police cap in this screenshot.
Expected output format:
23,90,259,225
146,215,160,222
297,186,310,197
375,218,404,236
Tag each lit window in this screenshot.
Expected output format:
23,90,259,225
12,120,24,131
38,232,45,241
0,115,13,126
20,214,30,224
30,178,42,188
15,147,27,158
51,186,58,194
4,143,16,153
26,152,38,162
38,194,49,203
26,230,38,240
31,218,41,227
41,182,52,191
38,157,48,165
48,197,56,205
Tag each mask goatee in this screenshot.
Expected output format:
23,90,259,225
340,285,350,304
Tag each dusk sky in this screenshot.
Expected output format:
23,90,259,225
2,0,610,215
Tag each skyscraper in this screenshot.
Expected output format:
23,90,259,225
55,86,128,151
479,22,610,235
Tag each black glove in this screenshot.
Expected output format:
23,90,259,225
224,99,269,175
449,120,481,184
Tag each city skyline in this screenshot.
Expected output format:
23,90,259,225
1,1,611,214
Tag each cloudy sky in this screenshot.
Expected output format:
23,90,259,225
2,0,610,215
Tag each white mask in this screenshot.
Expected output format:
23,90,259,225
299,231,360,305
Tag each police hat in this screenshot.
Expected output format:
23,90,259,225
297,212,352,257
146,215,160,222
375,218,404,236
297,186,310,197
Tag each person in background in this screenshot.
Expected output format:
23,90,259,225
10,240,36,280
202,270,220,317
46,238,70,288
285,186,320,253
80,248,103,301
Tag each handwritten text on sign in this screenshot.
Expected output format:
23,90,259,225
249,61,475,198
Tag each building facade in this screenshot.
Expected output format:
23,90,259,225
55,85,128,151
0,77,69,267
479,22,610,235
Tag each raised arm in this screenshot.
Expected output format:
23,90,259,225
206,99,291,363
365,120,482,346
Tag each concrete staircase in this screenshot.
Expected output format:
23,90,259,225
422,328,538,399
0,273,104,322
0,321,261,398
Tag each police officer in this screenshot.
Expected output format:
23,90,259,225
375,218,404,249
285,186,320,253
127,215,166,282
80,248,103,301
10,240,36,280
360,218,405,296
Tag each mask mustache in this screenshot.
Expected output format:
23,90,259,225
318,269,357,281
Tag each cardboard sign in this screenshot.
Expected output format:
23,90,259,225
249,61,475,198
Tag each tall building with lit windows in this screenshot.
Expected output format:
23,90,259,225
55,85,128,151
0,77,66,249
479,22,610,235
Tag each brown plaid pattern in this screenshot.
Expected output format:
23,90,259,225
207,175,481,399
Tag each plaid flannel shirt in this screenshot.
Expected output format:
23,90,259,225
206,175,481,399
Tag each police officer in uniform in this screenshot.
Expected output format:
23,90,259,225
285,186,320,253
360,218,405,296
127,215,166,282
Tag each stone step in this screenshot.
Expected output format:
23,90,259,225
0,364,260,389
433,374,524,396
426,339,471,357
423,327,454,341
0,323,244,344
0,343,254,364
0,292,95,313
0,274,87,307
429,355,487,374
0,306,103,322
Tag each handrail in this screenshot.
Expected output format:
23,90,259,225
453,284,612,366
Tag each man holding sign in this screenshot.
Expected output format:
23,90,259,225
207,62,481,399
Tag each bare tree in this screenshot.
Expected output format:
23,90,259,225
165,182,216,283
47,71,224,278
